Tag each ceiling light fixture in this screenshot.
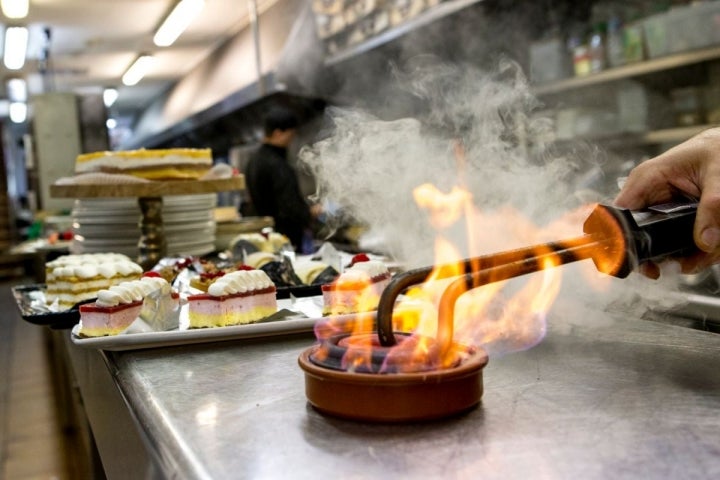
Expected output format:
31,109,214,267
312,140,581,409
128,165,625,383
4,26,28,70
122,55,154,86
1,0,29,19
9,101,26,123
103,87,119,108
153,0,205,47
7,77,26,102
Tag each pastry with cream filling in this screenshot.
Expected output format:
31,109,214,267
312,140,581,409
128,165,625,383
45,253,143,310
78,276,177,337
187,270,277,328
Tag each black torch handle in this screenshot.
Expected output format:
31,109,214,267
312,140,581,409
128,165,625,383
583,202,698,278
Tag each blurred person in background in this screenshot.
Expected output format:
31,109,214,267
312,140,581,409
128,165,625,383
244,106,321,252
615,127,720,275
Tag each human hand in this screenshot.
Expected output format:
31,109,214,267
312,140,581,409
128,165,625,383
614,128,720,275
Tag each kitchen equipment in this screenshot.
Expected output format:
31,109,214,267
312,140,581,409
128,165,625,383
299,202,698,422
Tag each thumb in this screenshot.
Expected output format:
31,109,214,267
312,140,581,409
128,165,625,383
694,189,720,253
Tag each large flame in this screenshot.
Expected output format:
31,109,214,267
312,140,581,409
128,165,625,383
315,164,612,371
395,181,568,362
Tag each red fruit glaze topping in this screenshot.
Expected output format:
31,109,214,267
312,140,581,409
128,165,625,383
350,253,370,266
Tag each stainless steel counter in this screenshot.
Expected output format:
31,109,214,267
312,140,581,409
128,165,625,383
67,313,720,479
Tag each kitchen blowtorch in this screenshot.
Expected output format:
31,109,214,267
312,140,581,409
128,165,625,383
376,202,698,348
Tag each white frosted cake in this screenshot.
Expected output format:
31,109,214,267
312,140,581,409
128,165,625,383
78,276,178,337
45,253,143,310
187,270,277,328
74,148,212,180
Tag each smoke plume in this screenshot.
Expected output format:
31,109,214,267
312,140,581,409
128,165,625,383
301,58,594,267
301,57,686,355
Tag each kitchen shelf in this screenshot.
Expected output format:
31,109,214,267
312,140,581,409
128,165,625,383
641,124,715,144
533,44,720,96
324,0,482,66
554,124,715,149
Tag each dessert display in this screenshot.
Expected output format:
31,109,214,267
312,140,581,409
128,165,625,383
322,259,391,315
78,275,176,337
13,247,392,346
45,253,143,310
74,148,213,180
187,270,278,328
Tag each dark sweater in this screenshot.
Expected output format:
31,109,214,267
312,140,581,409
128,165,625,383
244,143,311,250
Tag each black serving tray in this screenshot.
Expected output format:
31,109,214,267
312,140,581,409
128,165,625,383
12,284,95,330
275,284,322,299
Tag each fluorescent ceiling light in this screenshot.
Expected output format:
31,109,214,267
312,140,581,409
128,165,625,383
4,26,28,70
122,55,154,86
7,77,26,102
103,87,119,108
9,102,26,123
1,0,29,19
154,0,205,47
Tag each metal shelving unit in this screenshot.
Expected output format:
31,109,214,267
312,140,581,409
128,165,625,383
532,42,720,147
533,45,720,96
324,0,483,66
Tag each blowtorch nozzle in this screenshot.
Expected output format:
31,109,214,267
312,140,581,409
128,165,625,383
583,202,698,278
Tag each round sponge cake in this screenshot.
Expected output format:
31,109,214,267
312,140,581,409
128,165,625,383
75,148,212,180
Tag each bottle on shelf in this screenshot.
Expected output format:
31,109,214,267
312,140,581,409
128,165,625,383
588,22,607,72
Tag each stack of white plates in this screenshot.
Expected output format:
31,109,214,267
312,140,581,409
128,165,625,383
71,194,217,257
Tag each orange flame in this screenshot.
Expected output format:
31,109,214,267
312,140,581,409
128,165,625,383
314,146,619,371
400,177,572,363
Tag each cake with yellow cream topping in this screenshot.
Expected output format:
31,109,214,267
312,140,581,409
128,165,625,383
45,253,143,310
74,148,212,180
187,270,277,328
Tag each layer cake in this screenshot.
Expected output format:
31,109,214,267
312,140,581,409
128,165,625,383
187,270,277,328
45,253,143,310
78,276,177,337
74,148,212,180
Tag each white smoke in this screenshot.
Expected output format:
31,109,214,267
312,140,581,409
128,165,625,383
301,57,687,354
301,58,594,267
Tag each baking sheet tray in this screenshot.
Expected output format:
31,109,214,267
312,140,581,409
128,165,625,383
12,284,93,329
276,284,321,299
13,283,323,330
69,298,361,351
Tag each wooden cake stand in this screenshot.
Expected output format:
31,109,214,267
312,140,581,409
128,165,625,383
50,177,245,270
